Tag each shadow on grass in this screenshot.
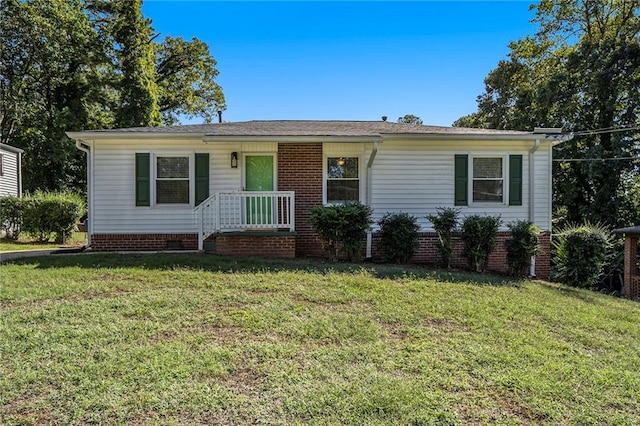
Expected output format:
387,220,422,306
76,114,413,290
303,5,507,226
6,252,523,286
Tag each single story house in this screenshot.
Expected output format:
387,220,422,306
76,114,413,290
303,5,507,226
67,120,565,279
0,143,23,197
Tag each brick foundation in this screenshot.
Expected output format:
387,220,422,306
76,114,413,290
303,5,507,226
90,233,198,251
370,231,552,280
212,232,296,258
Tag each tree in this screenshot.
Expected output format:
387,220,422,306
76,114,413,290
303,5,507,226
0,0,105,191
106,0,162,127
156,36,226,125
397,114,423,125
454,0,640,228
0,0,225,193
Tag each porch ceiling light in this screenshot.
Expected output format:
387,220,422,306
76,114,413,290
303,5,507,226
231,152,238,168
337,157,346,166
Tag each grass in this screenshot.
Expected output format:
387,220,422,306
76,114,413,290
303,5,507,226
1,253,639,425
0,232,86,252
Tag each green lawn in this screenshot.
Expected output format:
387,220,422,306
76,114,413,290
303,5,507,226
1,254,639,425
0,232,86,252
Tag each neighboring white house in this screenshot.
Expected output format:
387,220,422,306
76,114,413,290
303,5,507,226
67,120,565,278
0,143,23,197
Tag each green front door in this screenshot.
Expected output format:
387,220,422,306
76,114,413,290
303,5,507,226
245,155,274,225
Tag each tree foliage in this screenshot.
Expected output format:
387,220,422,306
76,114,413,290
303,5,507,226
454,0,640,228
397,114,423,125
0,0,225,193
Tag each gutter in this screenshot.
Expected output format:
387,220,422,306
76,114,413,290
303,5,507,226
365,141,380,259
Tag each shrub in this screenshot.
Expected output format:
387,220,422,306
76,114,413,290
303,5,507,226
505,220,541,277
309,202,373,261
0,196,25,240
22,191,87,243
553,222,611,288
460,215,501,272
426,207,460,268
378,212,420,264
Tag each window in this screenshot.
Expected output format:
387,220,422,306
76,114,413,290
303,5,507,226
136,153,209,207
472,157,504,202
326,157,359,203
0,154,3,176
455,154,522,206
156,156,189,204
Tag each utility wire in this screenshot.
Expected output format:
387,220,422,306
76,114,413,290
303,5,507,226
571,126,640,136
553,157,638,162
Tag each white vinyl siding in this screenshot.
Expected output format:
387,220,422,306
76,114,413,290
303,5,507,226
0,148,19,197
91,139,243,234
369,139,551,232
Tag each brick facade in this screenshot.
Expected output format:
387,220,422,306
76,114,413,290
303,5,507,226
277,142,325,256
623,236,640,299
370,231,552,279
213,233,296,258
91,233,198,251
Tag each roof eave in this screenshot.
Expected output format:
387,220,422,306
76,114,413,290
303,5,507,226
202,135,382,143
380,133,542,141
0,143,24,154
66,131,206,140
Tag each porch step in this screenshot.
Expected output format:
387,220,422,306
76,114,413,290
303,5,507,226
203,232,296,258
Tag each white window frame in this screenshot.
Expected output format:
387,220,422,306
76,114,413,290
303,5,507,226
470,155,507,205
323,155,364,205
153,153,195,207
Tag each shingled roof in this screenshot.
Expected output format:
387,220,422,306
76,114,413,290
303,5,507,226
80,120,532,137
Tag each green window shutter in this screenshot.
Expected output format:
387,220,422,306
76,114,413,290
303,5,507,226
509,154,523,206
194,153,210,205
454,154,468,206
135,153,150,206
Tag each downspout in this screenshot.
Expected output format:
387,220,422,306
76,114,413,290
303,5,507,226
75,140,92,247
366,141,379,259
528,138,541,277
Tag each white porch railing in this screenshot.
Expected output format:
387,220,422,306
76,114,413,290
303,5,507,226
195,191,295,250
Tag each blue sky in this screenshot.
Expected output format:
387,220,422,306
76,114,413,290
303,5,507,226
142,1,537,126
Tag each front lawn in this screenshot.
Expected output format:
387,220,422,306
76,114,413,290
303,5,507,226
0,232,86,252
1,254,639,425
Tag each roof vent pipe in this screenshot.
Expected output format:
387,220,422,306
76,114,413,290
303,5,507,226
217,110,222,123
381,116,387,122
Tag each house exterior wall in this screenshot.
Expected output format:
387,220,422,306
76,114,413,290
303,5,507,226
84,137,552,276
277,142,324,256
89,138,242,235
623,236,639,299
0,146,20,197
368,138,552,232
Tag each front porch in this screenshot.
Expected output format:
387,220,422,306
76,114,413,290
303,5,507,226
195,191,296,254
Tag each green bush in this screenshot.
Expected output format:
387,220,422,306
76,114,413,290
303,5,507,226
460,215,501,272
0,196,25,240
22,191,87,243
309,202,372,261
553,223,611,288
505,220,541,277
378,212,420,264
426,207,460,268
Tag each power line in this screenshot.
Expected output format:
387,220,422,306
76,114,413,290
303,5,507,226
553,156,638,162
572,126,640,136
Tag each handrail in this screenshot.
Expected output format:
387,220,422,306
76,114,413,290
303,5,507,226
195,191,295,250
